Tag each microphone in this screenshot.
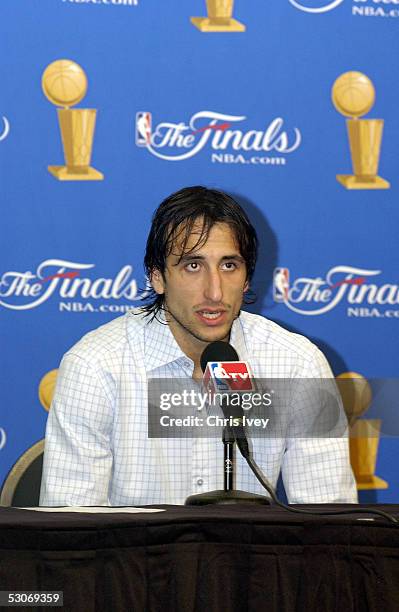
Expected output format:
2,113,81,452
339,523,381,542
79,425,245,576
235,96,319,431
185,340,270,505
200,341,252,459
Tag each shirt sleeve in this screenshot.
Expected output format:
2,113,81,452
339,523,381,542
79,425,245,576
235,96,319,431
39,352,114,506
281,346,358,504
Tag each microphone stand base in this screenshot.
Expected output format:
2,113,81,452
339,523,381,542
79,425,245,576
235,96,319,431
185,489,271,506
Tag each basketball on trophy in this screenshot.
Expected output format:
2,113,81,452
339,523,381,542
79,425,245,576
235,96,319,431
332,71,375,118
42,60,88,108
336,371,372,425
38,369,58,412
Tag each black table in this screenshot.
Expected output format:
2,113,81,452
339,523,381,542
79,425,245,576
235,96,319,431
0,504,398,612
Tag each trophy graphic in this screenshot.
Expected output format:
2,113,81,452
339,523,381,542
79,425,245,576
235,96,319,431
337,372,388,490
332,71,389,189
42,59,103,181
191,0,245,32
38,369,58,412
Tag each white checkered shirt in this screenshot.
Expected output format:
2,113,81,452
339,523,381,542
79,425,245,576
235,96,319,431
40,310,358,506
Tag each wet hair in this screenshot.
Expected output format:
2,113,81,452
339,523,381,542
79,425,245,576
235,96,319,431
140,186,258,319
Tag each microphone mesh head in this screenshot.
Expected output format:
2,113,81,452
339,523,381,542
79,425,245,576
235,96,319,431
200,341,239,373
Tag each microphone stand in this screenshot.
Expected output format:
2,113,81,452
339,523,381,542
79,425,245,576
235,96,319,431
185,426,270,506
223,426,234,492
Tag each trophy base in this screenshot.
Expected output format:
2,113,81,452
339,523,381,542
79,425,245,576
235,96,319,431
336,175,390,190
356,475,389,490
190,17,245,32
48,166,104,181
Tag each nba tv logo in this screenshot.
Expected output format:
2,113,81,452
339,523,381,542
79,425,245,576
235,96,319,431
209,362,253,391
273,267,290,302
136,112,152,146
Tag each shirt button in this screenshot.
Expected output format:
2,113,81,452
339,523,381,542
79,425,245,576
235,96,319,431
197,478,203,486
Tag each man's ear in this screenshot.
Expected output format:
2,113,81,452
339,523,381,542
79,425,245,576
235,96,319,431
151,269,165,295
244,279,249,293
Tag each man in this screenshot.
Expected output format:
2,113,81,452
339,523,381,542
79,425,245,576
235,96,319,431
40,186,357,506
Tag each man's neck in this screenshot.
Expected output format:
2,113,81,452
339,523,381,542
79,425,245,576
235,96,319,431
167,317,229,379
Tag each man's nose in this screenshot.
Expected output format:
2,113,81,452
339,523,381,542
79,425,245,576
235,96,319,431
204,269,223,303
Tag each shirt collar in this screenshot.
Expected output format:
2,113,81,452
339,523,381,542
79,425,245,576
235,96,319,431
136,310,249,373
142,312,186,371
229,313,249,363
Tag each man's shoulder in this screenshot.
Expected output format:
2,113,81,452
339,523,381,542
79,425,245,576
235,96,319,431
64,309,147,365
239,311,319,361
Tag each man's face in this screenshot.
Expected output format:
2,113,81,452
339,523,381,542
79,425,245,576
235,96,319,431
151,221,249,359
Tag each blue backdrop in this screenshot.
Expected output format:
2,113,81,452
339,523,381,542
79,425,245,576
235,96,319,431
1,0,398,502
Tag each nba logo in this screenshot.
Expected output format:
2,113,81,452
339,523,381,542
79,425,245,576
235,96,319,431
136,112,152,146
273,267,290,302
210,363,230,391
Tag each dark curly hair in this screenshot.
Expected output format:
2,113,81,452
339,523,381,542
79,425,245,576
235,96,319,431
140,186,258,319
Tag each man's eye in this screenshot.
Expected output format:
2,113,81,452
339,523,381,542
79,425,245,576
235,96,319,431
222,262,237,270
185,262,200,272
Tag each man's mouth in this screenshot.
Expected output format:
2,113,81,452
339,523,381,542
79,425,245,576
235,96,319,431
201,311,223,319
195,310,227,324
